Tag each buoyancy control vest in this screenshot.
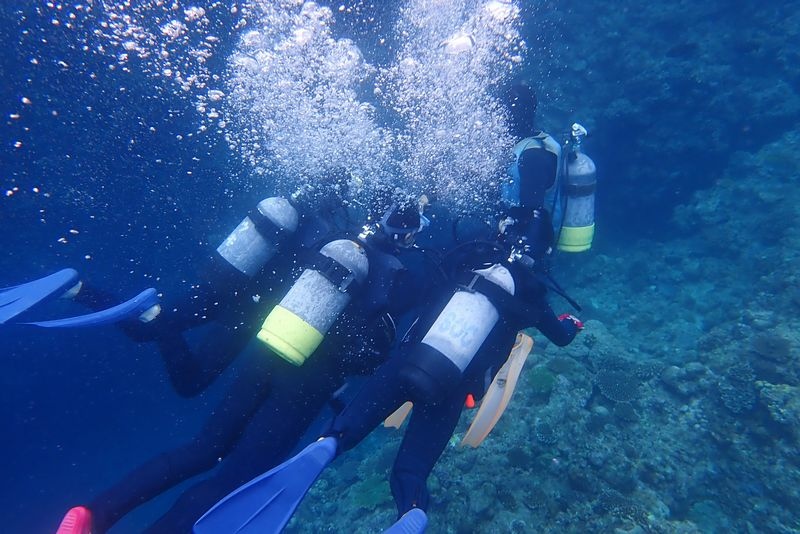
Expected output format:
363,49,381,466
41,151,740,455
503,131,563,215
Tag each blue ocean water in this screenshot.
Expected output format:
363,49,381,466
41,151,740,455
2,1,799,533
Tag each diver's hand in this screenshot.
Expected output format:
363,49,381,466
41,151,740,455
558,313,584,332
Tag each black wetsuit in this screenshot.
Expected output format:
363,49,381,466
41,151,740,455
325,241,578,516
86,234,434,533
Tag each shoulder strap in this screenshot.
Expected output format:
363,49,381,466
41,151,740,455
455,271,539,326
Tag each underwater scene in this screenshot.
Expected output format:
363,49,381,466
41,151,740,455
1,1,799,533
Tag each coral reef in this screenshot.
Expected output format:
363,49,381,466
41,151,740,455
594,370,641,404
751,332,793,363
717,362,757,414
757,382,800,438
528,2,800,235
527,366,557,398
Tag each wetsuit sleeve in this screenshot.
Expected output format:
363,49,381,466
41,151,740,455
536,302,578,346
508,264,576,347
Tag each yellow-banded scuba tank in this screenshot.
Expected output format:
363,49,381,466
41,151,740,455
257,239,369,366
400,263,515,402
216,197,300,277
558,123,596,252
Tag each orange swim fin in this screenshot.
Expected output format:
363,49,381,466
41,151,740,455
461,333,533,448
384,401,413,429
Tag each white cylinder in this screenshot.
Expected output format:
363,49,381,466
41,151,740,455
217,197,299,277
421,264,515,371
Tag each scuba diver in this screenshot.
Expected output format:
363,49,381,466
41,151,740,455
193,206,583,534
55,197,439,534
89,185,353,398
504,81,597,253
3,184,355,399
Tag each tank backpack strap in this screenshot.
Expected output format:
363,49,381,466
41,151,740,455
307,252,363,294
455,271,541,327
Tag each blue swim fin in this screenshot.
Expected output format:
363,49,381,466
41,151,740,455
384,508,428,534
24,288,160,328
194,437,337,534
0,269,80,324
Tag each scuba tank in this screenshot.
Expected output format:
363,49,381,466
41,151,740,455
557,123,596,252
216,197,300,277
257,239,369,366
422,263,515,369
401,262,516,402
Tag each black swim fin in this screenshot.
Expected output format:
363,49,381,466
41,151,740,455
194,437,337,534
0,269,80,324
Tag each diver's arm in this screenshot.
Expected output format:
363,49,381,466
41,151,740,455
535,302,579,347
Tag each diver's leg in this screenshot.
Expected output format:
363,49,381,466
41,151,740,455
389,387,465,516
85,355,275,533
186,346,396,534
327,353,408,452
69,249,253,338
73,251,252,331
155,262,267,396
71,275,233,339
144,356,341,533
156,317,257,397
